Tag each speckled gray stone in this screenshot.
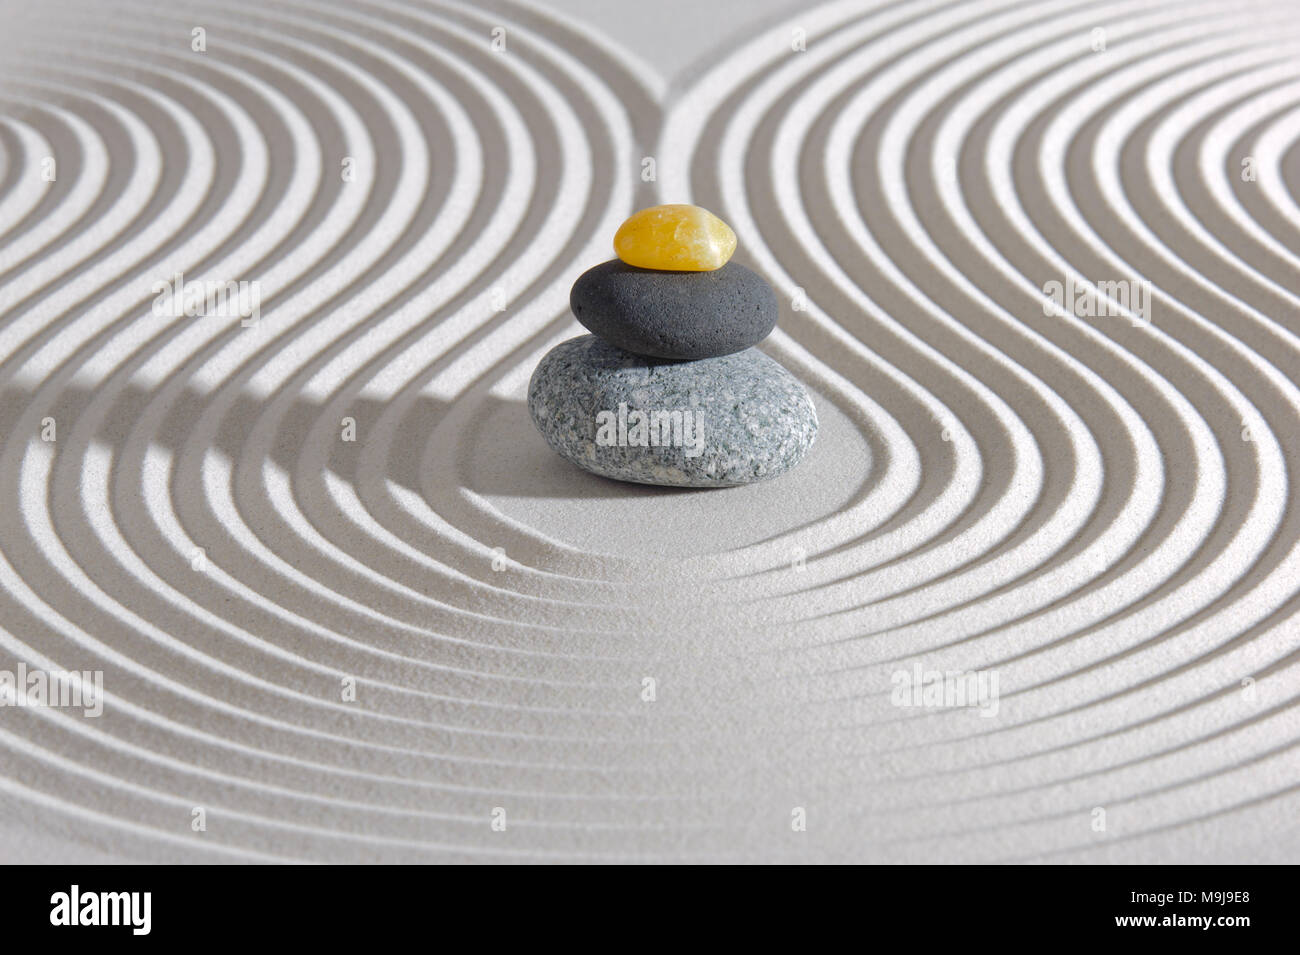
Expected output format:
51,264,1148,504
528,335,817,487
570,259,778,360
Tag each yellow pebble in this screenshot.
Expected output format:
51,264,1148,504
613,204,737,271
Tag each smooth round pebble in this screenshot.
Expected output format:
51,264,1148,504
570,259,778,360
528,335,818,488
613,204,737,271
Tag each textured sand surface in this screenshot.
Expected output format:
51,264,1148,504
1,0,1299,862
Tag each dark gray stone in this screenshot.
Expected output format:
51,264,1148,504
570,259,778,360
528,335,817,487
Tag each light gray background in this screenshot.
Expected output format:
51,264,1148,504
1,0,1299,862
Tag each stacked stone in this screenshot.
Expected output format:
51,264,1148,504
528,204,818,487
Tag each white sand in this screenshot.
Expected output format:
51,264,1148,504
0,0,1298,862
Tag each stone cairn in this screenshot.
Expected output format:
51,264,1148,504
528,204,818,487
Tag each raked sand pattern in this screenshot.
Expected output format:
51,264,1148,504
1,0,1299,862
